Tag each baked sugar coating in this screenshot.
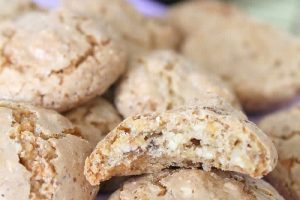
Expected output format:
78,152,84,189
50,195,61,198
109,169,284,200
0,10,126,112
85,95,277,185
168,0,300,112
0,0,39,21
0,101,98,200
65,97,122,147
60,0,180,54
115,50,240,117
259,105,300,200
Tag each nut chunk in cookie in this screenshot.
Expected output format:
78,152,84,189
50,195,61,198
0,101,98,200
0,10,126,112
85,96,277,185
109,169,284,200
259,105,300,200
115,50,240,118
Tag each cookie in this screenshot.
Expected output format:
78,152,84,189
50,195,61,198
258,105,300,200
0,0,39,21
109,169,284,200
0,10,126,112
168,0,300,112
64,97,122,147
0,101,98,200
60,0,180,54
115,50,240,117
84,95,277,185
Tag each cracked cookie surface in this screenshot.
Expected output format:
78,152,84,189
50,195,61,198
65,97,122,147
259,105,300,200
60,0,180,55
109,169,284,200
0,101,98,200
85,95,277,185
0,10,126,112
168,0,300,112
115,50,240,117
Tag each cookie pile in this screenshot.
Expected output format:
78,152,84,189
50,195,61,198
0,0,299,199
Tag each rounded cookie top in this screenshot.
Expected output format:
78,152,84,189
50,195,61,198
259,105,300,200
61,0,180,54
0,10,126,112
0,101,98,200
0,0,40,21
65,97,122,147
115,50,240,117
85,95,277,185
109,169,284,200
168,0,300,112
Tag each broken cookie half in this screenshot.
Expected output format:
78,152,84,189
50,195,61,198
109,169,284,200
84,95,277,185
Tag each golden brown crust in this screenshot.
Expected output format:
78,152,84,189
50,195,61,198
85,95,277,185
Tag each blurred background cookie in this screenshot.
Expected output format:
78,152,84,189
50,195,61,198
0,0,40,21
259,105,300,200
0,101,98,200
64,97,122,147
115,50,240,117
168,0,300,113
60,0,180,55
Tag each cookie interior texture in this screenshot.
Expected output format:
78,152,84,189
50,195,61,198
0,10,126,112
64,97,122,147
85,96,277,185
115,50,240,118
259,105,300,200
60,0,180,54
109,169,284,200
168,0,300,112
0,101,98,200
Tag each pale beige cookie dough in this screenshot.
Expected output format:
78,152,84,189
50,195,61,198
60,0,180,54
168,0,300,112
259,105,300,200
109,169,284,200
0,0,39,21
115,50,240,117
0,10,126,112
0,101,98,200
64,97,122,147
85,95,277,185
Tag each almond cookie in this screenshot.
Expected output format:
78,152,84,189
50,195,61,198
0,10,126,112
109,169,284,200
0,101,98,200
64,97,122,147
0,0,39,21
60,0,180,54
168,0,300,112
259,105,300,200
84,95,277,185
115,50,240,117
